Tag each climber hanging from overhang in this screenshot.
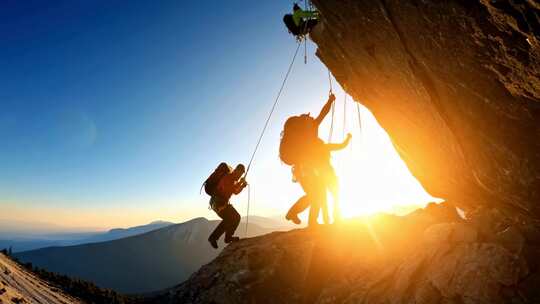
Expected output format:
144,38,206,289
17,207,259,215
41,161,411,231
283,3,320,39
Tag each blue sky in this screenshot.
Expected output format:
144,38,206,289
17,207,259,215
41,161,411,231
0,1,436,230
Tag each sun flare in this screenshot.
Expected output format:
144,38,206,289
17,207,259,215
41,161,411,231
318,99,440,219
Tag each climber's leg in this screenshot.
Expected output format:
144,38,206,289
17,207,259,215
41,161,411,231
223,205,241,243
286,195,310,224
307,179,326,227
208,210,227,249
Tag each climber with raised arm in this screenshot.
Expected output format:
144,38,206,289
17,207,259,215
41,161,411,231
283,3,320,39
280,93,351,226
204,163,248,249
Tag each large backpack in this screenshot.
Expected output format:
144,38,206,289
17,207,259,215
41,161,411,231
279,114,318,166
204,163,231,196
283,14,302,36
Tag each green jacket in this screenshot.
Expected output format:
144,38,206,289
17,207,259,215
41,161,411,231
292,9,319,26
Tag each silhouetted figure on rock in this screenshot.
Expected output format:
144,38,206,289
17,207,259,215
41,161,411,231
283,3,319,40
286,134,352,225
204,163,248,249
280,93,351,226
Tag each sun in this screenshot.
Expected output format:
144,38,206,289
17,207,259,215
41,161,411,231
321,101,440,219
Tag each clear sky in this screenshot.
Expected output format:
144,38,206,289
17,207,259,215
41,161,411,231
1,1,438,231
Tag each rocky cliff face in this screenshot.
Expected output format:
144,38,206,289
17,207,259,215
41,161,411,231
310,0,540,220
144,203,540,303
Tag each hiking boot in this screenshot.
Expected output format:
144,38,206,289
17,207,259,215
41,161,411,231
208,238,218,249
286,213,301,225
224,236,240,243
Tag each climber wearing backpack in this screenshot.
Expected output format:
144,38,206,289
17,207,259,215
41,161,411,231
279,93,340,227
204,163,248,249
279,93,335,164
283,3,320,39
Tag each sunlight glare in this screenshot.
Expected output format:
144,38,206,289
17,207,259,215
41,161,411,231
320,96,441,219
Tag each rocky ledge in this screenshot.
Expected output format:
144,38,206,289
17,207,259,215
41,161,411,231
145,203,540,303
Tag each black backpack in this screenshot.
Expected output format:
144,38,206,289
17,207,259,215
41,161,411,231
204,163,231,196
283,14,302,36
279,114,318,166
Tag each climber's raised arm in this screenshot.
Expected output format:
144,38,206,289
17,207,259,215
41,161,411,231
326,133,352,151
315,93,336,126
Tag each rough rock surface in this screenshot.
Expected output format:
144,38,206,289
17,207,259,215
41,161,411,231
310,0,540,219
144,203,539,303
0,253,81,304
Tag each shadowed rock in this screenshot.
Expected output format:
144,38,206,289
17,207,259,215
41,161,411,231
141,203,537,303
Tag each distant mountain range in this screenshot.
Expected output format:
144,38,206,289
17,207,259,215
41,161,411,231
0,220,175,253
15,217,285,294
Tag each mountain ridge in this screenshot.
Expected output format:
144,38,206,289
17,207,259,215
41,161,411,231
15,216,281,293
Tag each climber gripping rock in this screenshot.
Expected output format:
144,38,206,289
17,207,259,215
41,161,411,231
204,163,248,249
283,3,319,39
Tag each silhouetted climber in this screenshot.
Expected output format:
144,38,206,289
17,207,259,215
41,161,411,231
283,3,319,39
204,163,248,249
280,93,351,226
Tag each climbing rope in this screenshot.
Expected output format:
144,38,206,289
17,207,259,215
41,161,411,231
242,41,302,234
327,69,335,142
328,97,335,142
343,94,347,141
356,101,362,142
327,69,333,93
304,37,308,64
244,41,302,178
245,183,251,235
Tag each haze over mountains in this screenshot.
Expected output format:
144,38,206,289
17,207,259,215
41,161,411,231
0,220,175,253
15,216,291,294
